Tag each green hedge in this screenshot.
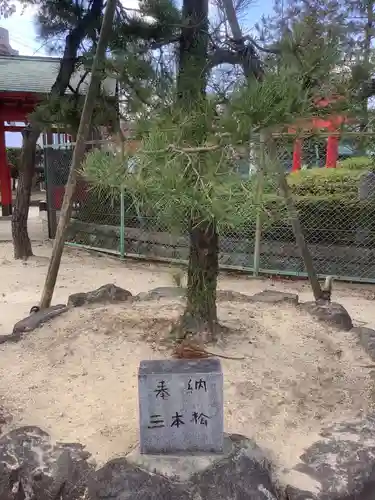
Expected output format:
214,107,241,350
287,166,360,197
286,156,375,197
229,156,375,245
261,156,375,245
337,156,375,171
6,147,21,167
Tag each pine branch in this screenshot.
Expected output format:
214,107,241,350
143,144,223,154
239,35,280,55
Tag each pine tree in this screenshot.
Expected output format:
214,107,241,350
258,0,375,127
257,0,349,71
83,0,345,334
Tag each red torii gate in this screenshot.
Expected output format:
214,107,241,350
0,91,50,216
0,93,36,216
0,53,117,217
0,93,71,216
288,96,348,172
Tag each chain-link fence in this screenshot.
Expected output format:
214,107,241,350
44,141,121,251
44,133,375,282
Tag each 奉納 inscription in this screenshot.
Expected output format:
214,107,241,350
138,359,224,453
154,380,170,400
187,378,207,393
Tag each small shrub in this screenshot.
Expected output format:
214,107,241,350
337,156,374,171
287,167,360,197
6,147,21,167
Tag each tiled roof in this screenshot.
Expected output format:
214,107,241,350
0,55,116,95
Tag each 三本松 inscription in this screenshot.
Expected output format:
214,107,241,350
138,358,224,454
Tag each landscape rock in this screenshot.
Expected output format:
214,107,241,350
89,433,279,500
0,332,21,345
0,406,11,434
68,283,132,307
250,290,299,305
136,287,258,303
352,326,375,362
284,415,375,500
12,304,68,336
136,286,186,301
300,301,353,331
0,426,93,500
1,423,375,500
216,290,255,303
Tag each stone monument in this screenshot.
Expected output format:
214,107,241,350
138,358,224,454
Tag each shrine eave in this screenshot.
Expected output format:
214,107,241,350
0,91,43,103
0,54,116,96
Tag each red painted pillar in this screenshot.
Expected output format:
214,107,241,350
326,135,339,168
0,121,12,216
292,138,302,171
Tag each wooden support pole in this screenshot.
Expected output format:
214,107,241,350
267,134,322,301
39,0,117,309
253,135,265,276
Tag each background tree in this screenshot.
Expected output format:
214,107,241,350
345,0,375,132
12,0,105,259
10,0,181,260
257,0,375,128
257,1,348,49
0,0,16,18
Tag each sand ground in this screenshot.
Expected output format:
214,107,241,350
0,206,45,242
1,236,375,485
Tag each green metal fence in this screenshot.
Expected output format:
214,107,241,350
44,135,375,283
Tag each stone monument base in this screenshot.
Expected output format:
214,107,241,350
126,435,235,482
90,434,279,500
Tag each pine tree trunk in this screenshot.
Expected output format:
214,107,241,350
176,0,216,334
183,221,219,331
11,128,38,260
